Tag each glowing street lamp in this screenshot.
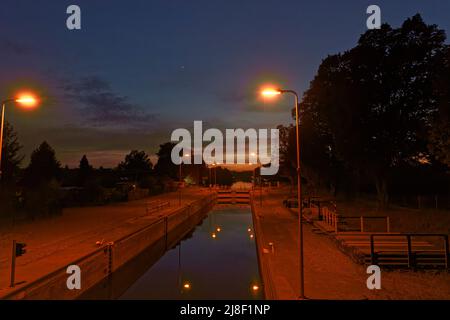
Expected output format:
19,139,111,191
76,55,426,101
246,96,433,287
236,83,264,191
260,86,305,299
261,88,282,98
0,93,39,179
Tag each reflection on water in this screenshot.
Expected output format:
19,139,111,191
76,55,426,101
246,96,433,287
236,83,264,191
120,207,262,300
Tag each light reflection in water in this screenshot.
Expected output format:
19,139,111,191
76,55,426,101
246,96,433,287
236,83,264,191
120,207,262,300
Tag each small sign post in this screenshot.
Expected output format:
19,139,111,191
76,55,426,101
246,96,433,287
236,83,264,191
10,240,16,287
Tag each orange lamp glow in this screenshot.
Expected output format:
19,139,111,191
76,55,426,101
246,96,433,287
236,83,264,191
216,227,221,232
252,284,260,291
211,232,217,238
261,88,281,98
15,93,38,108
183,282,191,289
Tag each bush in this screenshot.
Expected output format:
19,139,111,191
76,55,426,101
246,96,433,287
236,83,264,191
24,180,62,219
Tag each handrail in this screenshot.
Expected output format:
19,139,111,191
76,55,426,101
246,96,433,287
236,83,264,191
369,233,450,269
339,216,390,233
322,207,339,233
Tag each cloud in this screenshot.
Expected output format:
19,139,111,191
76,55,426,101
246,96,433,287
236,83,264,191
63,76,158,127
0,37,32,55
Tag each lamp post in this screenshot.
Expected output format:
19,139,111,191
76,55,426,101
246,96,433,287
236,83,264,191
0,94,38,180
261,87,305,299
212,162,217,187
179,153,190,205
208,166,212,188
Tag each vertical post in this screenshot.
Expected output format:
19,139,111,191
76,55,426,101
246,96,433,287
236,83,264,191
179,163,182,206
292,91,304,299
370,235,376,265
0,103,6,180
318,201,322,221
335,214,339,234
407,235,413,268
10,240,16,287
259,167,262,206
444,235,449,270
253,168,255,191
164,216,168,250
386,217,390,233
360,216,364,233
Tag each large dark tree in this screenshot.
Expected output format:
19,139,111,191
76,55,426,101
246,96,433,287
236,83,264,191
0,122,23,183
118,150,153,182
300,15,447,207
24,141,61,187
428,45,450,167
153,142,177,179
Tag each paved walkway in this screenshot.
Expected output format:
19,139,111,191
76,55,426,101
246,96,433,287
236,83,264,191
0,187,212,294
253,187,450,300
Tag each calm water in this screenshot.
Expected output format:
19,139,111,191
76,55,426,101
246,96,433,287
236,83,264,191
120,207,262,299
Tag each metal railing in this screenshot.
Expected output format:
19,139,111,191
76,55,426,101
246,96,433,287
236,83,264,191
322,207,339,233
369,233,450,269
340,216,390,233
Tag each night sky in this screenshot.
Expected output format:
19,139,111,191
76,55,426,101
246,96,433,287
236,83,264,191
1,0,449,167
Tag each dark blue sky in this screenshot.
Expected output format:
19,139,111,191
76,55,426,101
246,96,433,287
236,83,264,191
1,0,449,167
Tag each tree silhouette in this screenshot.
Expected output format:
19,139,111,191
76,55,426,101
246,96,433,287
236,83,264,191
0,122,23,183
301,15,447,207
154,142,177,179
429,46,450,166
24,141,61,187
118,150,153,182
78,154,93,185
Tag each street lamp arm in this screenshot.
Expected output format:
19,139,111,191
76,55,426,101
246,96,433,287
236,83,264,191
279,89,299,100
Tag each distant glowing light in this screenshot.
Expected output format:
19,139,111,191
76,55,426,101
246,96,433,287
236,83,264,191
216,227,221,232
250,234,254,239
15,93,38,108
261,88,281,98
212,233,217,238
183,282,191,289
252,284,259,291
247,228,252,232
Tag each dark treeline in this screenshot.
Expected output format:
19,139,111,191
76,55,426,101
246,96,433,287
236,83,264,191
0,138,224,220
278,15,450,209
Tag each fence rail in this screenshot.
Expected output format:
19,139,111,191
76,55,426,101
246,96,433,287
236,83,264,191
369,233,450,269
322,207,339,233
340,216,390,233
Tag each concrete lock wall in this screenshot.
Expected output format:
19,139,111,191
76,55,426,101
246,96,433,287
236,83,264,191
3,194,216,300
